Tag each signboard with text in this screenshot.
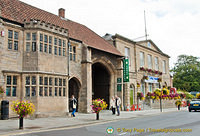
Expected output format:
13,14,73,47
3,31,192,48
123,58,129,82
144,76,159,83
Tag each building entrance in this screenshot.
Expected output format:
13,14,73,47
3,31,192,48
68,78,80,112
92,62,110,108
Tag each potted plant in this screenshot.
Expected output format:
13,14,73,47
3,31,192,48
91,99,107,120
11,100,35,129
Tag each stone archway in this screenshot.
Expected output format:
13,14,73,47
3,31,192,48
68,77,81,112
92,62,113,109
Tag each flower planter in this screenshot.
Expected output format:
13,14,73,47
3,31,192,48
91,99,107,120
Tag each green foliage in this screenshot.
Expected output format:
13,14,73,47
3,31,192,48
171,55,200,92
177,89,194,99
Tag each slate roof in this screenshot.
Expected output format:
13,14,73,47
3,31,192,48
0,0,122,56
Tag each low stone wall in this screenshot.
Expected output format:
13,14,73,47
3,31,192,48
150,99,177,109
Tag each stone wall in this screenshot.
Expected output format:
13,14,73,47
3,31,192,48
150,99,177,109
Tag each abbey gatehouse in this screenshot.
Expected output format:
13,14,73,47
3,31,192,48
0,0,172,117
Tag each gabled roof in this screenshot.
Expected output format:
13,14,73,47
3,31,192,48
0,0,122,56
111,33,170,58
136,40,170,58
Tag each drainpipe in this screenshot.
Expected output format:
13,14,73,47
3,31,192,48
67,34,70,79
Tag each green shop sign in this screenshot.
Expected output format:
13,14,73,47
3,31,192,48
117,78,122,83
123,58,129,82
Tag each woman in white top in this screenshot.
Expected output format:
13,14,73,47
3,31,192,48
110,96,116,115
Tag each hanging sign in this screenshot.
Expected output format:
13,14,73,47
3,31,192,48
123,58,129,82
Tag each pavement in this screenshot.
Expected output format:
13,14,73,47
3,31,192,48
0,107,188,136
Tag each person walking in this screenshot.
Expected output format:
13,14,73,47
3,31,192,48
115,95,121,116
110,96,116,115
70,95,77,117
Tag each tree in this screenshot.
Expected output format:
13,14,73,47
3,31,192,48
171,55,200,92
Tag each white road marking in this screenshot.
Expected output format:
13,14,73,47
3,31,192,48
118,132,127,135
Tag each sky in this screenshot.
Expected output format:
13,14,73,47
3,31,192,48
20,0,200,68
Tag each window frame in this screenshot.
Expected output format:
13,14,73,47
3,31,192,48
8,30,19,51
140,52,145,67
6,75,18,97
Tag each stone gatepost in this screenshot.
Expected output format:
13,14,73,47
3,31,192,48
123,82,130,110
79,45,92,113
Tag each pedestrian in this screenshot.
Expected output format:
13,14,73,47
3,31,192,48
110,96,116,115
70,95,77,117
115,95,121,116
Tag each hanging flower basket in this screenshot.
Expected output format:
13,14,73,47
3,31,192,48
137,83,140,88
140,67,145,71
175,99,182,106
158,78,162,82
0,86,5,94
179,93,186,99
147,69,152,73
91,99,107,120
137,92,145,101
143,76,148,80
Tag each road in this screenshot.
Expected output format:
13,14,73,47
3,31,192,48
15,110,198,136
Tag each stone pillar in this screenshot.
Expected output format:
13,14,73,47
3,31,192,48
79,45,92,113
123,82,130,110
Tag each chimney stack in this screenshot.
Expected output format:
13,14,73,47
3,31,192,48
59,8,65,18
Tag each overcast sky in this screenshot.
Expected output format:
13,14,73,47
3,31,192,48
20,0,200,68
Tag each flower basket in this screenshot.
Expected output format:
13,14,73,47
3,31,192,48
175,99,182,110
158,78,162,82
147,69,152,73
91,99,107,120
179,93,186,99
143,76,148,80
137,83,140,88
11,100,35,129
0,86,5,94
140,67,145,71
137,92,145,101
196,93,200,99
154,70,159,74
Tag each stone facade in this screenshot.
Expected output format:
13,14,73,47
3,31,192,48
104,34,172,108
0,2,123,117
0,18,71,117
0,0,173,118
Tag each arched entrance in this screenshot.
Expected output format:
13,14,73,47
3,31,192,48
68,77,81,112
130,84,135,105
92,62,111,108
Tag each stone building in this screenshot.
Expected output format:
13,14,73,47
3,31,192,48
104,34,172,106
0,0,123,117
